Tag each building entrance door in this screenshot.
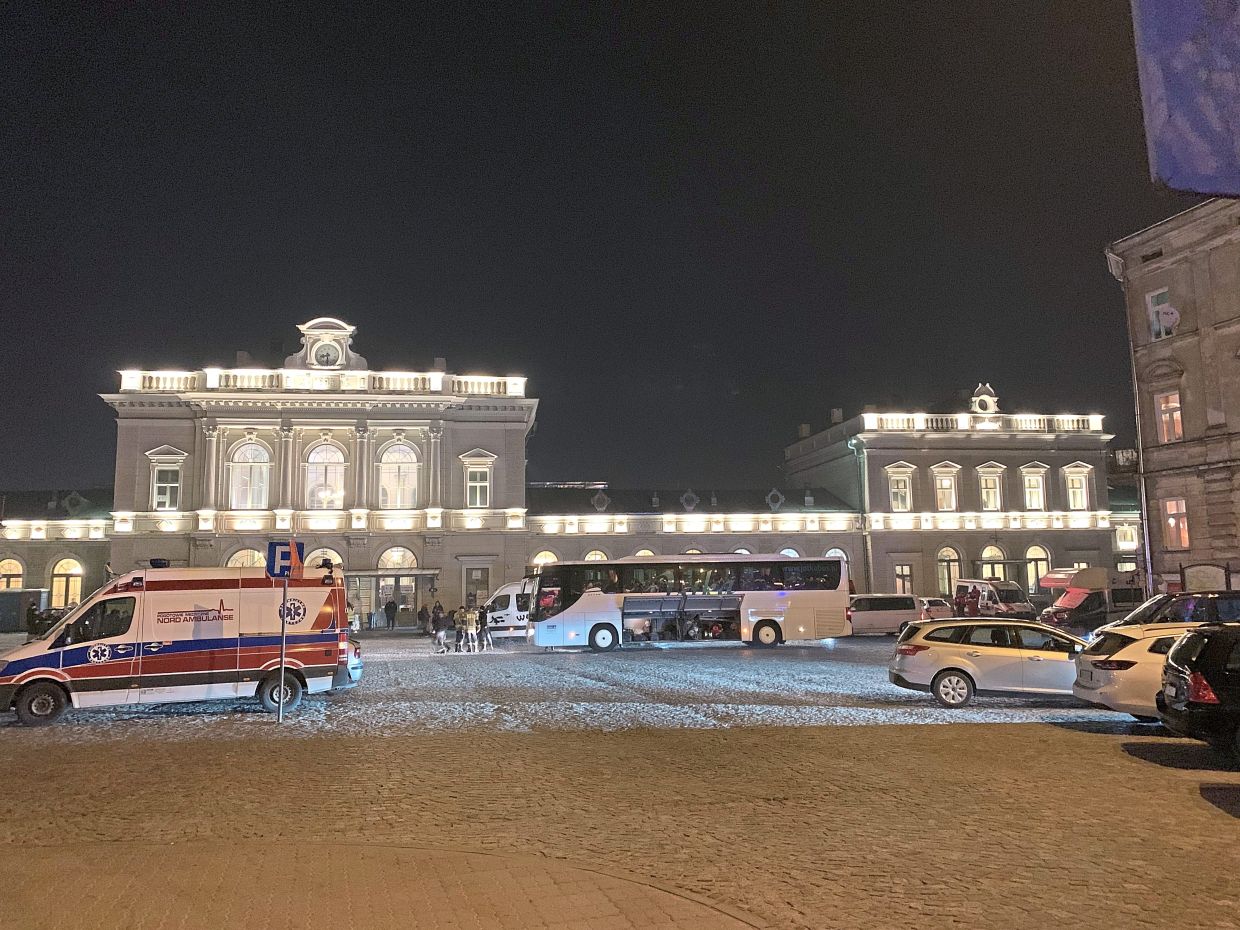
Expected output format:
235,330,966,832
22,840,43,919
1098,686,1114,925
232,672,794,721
378,575,419,630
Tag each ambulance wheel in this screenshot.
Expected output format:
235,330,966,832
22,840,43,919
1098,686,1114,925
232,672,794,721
588,624,618,652
259,672,303,713
15,681,68,727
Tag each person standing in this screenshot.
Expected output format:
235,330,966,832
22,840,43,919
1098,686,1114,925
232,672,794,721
418,603,430,635
432,608,450,653
383,598,398,630
477,608,493,652
452,606,466,653
464,608,479,653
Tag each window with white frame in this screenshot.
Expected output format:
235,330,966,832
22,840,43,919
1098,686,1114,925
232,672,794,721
894,563,913,594
885,464,914,512
1115,524,1139,551
1021,465,1047,510
152,467,181,510
0,558,23,589
1066,475,1089,510
378,444,418,509
980,477,1000,511
229,442,271,510
1146,288,1176,340
305,444,346,509
934,475,957,511
1155,390,1183,443
1163,498,1190,550
459,449,497,509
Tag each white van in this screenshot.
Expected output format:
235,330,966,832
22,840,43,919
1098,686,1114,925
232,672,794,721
1038,567,1146,633
480,581,532,639
953,578,1036,619
0,564,362,726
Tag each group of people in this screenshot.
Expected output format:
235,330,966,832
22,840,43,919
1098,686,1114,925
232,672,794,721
426,600,493,654
952,586,986,617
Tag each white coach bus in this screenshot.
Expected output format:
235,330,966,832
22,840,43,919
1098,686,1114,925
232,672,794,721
529,553,851,651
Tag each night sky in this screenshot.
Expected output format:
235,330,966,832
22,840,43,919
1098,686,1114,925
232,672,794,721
2,3,1200,493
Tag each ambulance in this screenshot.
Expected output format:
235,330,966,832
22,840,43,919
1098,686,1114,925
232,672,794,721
0,562,362,726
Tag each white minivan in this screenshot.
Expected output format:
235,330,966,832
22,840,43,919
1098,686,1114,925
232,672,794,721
480,582,532,639
848,594,922,634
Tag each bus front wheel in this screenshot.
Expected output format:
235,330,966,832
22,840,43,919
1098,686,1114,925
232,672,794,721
588,624,618,652
752,621,780,648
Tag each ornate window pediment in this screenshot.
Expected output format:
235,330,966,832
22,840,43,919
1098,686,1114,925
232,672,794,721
145,445,189,463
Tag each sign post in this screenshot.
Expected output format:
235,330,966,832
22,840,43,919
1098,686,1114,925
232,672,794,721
266,540,305,723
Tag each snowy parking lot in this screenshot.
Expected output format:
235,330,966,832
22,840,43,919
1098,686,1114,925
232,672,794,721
0,632,1122,738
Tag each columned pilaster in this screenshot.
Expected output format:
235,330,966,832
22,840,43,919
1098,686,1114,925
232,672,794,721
279,426,295,509
429,423,444,508
203,424,219,510
355,426,371,508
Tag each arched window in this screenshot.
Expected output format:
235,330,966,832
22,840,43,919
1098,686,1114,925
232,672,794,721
733,547,752,555
305,547,343,569
531,550,559,566
778,547,800,558
583,549,608,561
50,558,83,608
226,548,265,568
981,545,1007,581
378,445,418,509
684,548,703,555
0,557,24,589
1025,545,1050,594
306,444,346,509
378,546,418,570
634,548,655,557
229,442,271,510
936,546,962,595
825,547,848,561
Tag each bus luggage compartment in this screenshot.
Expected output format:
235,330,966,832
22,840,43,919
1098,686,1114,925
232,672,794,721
621,594,742,641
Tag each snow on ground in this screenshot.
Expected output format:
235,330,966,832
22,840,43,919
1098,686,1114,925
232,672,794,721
0,632,1129,742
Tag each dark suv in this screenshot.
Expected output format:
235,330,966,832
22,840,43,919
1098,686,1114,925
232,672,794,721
1158,623,1240,763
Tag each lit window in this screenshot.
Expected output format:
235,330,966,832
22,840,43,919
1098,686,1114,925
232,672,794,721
936,547,961,595
1163,498,1189,550
583,549,608,561
889,475,911,512
1067,475,1089,511
732,548,751,555
229,442,270,510
934,476,957,511
779,547,800,557
981,546,1006,581
684,548,704,555
1023,473,1045,510
305,547,343,569
50,558,83,608
1147,289,1176,340
1116,559,1138,573
226,549,265,568
894,563,913,594
1025,545,1049,594
980,475,1002,511
1072,561,1090,570
466,467,490,508
531,550,558,566
1115,524,1139,550
152,467,181,510
378,546,418,570
635,548,656,556
378,445,418,509
0,558,23,589
306,444,346,509
1155,391,1182,443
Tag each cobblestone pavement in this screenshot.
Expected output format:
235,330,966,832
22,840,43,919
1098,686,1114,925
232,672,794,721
1,634,1238,928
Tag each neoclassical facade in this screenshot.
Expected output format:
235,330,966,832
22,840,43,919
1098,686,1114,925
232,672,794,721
0,323,1141,619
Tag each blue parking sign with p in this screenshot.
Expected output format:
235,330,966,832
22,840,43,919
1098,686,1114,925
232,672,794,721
266,541,305,579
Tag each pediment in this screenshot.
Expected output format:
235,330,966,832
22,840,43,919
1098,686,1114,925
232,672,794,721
458,448,498,464
144,445,189,461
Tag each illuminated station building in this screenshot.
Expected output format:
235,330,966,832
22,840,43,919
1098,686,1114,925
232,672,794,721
0,321,1140,624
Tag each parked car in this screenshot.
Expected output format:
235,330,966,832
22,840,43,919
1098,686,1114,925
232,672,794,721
849,594,922,634
1072,623,1200,720
919,597,952,621
889,619,1086,707
1103,591,1240,631
1038,567,1147,634
1158,623,1240,762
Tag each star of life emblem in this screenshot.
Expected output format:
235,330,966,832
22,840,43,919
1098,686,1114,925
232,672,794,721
87,644,111,664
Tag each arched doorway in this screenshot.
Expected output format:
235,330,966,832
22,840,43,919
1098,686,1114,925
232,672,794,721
50,558,83,608
373,547,421,630
936,547,962,596
1025,545,1050,594
980,545,1007,581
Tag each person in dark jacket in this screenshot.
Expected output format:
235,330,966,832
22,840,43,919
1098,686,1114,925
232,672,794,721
418,604,431,635
383,599,398,630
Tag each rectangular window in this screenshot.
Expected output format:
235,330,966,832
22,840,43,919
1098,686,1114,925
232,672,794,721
466,467,490,508
153,467,181,510
1155,390,1183,443
1066,475,1089,511
1147,289,1175,340
1116,559,1138,573
934,475,957,511
1072,561,1090,570
894,563,913,595
889,475,911,512
979,475,1001,511
1023,474,1045,510
1163,498,1190,550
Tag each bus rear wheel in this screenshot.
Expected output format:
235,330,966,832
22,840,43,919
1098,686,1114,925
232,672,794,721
752,621,780,648
588,624,618,652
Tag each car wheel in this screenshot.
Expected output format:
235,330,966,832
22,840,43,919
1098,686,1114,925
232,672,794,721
588,624,618,652
752,621,779,648
258,671,303,713
931,670,974,708
15,681,69,727
1130,714,1159,723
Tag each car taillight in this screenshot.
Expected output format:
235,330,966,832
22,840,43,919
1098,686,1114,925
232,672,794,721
338,633,349,664
896,644,928,656
1090,659,1136,671
1188,671,1220,704
846,608,853,622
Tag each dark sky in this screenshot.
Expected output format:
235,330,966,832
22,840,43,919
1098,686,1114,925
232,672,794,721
2,2,1200,492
